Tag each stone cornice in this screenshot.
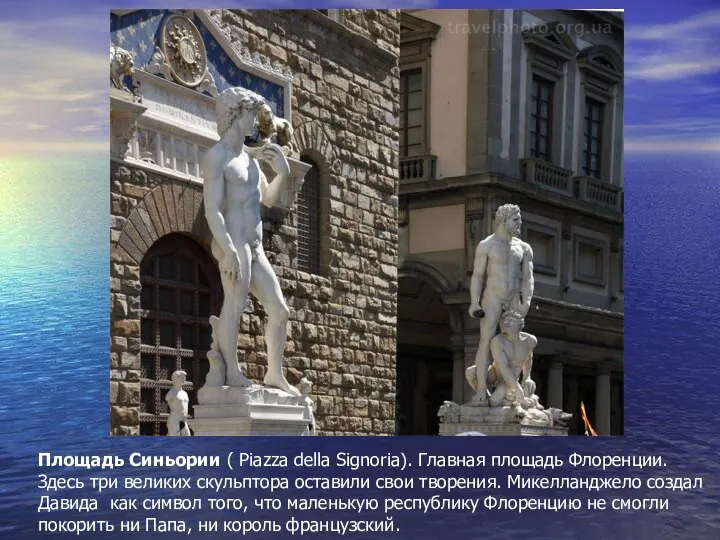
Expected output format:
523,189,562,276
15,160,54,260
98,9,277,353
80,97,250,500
399,173,623,225
400,12,440,45
441,291,622,325
534,296,623,321
563,10,624,32
522,21,578,61
300,10,398,67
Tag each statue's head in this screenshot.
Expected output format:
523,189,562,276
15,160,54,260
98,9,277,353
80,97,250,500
216,87,265,138
494,204,522,237
171,370,187,388
500,310,524,333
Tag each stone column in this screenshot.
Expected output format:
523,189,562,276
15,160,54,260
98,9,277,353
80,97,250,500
609,234,621,309
567,374,579,433
547,358,564,409
595,365,612,436
447,309,466,405
413,364,428,434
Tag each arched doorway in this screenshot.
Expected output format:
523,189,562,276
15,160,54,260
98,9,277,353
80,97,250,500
396,271,453,435
138,233,222,435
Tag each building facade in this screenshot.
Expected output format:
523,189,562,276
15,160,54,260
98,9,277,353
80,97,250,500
110,9,400,436
396,10,624,435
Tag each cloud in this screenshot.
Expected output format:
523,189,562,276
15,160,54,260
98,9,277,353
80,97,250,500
25,123,49,131
626,10,720,81
73,124,106,133
628,59,720,81
0,17,107,153
626,119,720,133
626,11,720,40
0,21,105,101
0,120,50,131
625,138,720,152
0,137,107,156
63,106,107,116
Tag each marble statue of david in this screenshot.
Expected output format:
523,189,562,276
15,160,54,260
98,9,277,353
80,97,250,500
202,87,300,397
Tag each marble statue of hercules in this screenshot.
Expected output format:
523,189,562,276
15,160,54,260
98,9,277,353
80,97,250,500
466,204,534,405
202,87,300,397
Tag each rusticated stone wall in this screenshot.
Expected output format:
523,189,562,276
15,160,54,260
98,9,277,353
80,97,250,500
110,9,400,436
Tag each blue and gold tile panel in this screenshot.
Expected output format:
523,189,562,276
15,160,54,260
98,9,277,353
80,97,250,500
110,10,284,118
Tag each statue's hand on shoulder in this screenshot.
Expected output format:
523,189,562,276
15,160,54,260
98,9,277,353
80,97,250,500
263,143,290,177
221,250,242,281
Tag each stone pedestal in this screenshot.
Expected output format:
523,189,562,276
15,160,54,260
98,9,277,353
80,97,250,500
437,401,570,436
439,422,568,436
187,385,314,436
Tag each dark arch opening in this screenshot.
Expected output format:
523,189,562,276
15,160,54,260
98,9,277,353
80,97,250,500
138,233,223,436
396,274,453,435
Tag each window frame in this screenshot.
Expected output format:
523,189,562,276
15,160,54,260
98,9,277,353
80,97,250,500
399,68,426,158
581,96,605,179
573,234,608,287
522,220,559,277
399,13,439,159
529,74,555,162
522,24,577,166
576,45,623,184
296,156,322,275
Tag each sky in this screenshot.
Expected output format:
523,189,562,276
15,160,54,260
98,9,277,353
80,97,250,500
0,1,718,155
623,5,720,151
0,7,108,155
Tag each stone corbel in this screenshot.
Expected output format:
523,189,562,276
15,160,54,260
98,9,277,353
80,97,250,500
110,88,147,160
260,157,312,213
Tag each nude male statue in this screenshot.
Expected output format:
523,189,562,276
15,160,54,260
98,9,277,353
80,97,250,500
486,311,537,408
202,87,300,397
466,204,534,405
166,370,191,436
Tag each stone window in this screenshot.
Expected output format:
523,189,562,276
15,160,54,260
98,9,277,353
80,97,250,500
399,13,439,159
573,235,607,286
582,97,604,178
529,75,554,162
399,69,424,157
139,234,222,435
577,45,623,183
296,156,321,274
523,222,558,276
131,125,207,180
522,23,577,165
